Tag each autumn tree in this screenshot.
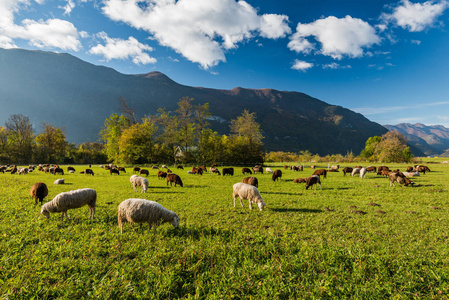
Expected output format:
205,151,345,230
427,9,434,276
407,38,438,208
229,110,264,163
118,117,157,164
5,114,34,163
372,131,413,163
35,123,69,163
100,113,131,163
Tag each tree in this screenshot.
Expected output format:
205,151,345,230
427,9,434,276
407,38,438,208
118,117,157,164
5,114,34,163
35,123,69,163
373,131,413,163
194,102,211,163
229,110,264,162
360,136,381,160
119,97,138,125
100,113,131,163
0,126,10,163
176,97,196,161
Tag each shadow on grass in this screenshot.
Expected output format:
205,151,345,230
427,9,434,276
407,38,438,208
270,208,323,213
262,191,302,195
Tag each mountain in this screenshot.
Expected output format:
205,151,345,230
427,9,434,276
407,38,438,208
384,123,449,156
0,48,389,155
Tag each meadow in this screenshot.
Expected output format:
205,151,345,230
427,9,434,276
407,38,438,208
1,160,448,299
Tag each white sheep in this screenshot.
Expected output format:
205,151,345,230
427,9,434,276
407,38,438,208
18,167,29,175
265,167,273,173
232,182,265,211
130,175,149,193
402,171,420,177
54,178,65,184
117,198,179,234
41,188,96,221
360,168,367,179
351,168,361,176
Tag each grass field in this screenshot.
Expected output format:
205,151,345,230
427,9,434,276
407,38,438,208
1,161,448,299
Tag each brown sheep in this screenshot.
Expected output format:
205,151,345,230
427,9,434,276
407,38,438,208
30,182,48,205
222,167,234,176
284,165,288,169
312,169,327,179
406,166,413,172
84,169,94,176
199,165,207,172
293,178,306,183
139,169,149,177
306,175,321,190
242,167,252,175
118,167,126,173
389,172,414,187
110,169,120,175
10,165,18,174
54,167,64,175
157,171,167,179
133,166,141,173
377,166,390,175
242,176,258,188
177,165,184,170
167,173,183,187
366,166,376,172
252,166,263,174
192,167,203,175
272,170,282,181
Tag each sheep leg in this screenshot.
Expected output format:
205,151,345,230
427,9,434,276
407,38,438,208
90,206,95,219
239,196,244,208
248,200,253,210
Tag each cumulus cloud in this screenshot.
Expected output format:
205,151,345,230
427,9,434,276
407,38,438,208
291,59,314,71
288,15,381,60
101,0,291,69
0,0,81,51
381,0,448,32
89,32,156,65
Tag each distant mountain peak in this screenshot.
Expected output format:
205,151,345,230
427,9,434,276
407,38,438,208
135,71,175,84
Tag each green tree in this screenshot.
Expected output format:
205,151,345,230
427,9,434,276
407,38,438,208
0,126,10,163
229,110,264,162
35,123,69,163
100,113,131,163
118,117,157,164
5,114,34,163
360,136,381,160
176,97,196,162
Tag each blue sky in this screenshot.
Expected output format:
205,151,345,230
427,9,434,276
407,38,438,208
1,0,448,127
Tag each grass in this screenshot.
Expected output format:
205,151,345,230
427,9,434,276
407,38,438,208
1,161,449,298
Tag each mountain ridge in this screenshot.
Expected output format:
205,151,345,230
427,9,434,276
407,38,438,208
0,47,391,155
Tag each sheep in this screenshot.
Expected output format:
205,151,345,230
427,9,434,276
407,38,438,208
151,166,159,170
222,167,234,176
377,166,390,175
53,167,64,175
242,167,252,175
167,173,183,187
69,170,75,174
118,167,126,173
133,166,141,173
272,170,282,181
342,167,353,176
209,167,221,175
83,169,94,176
232,183,265,211
18,167,29,175
192,167,203,175
389,172,414,187
402,171,420,177
67,166,76,172
313,169,327,179
161,165,168,169
242,176,258,188
117,199,180,234
351,168,361,176
252,165,263,174
157,170,167,179
306,175,321,190
177,165,184,170
54,178,65,185
366,166,376,173
266,167,273,173
199,166,207,172
406,166,413,172
130,175,149,193
41,188,96,221
330,165,339,171
293,178,306,183
360,168,367,179
139,169,149,177
30,182,48,205
10,165,17,174
110,168,120,175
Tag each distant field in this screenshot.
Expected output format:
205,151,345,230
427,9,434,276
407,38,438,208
1,162,448,298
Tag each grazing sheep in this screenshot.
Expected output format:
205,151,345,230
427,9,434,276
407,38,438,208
133,166,140,173
10,166,17,174
360,168,367,179
342,167,353,176
200,166,207,172
242,167,252,175
406,166,413,172
366,166,376,173
306,175,321,190
266,167,273,173
161,165,168,169
293,178,306,183
209,167,221,175
110,169,120,175
151,166,159,170
252,166,263,174
232,183,265,211
313,169,327,179
18,167,29,175
41,188,96,221
117,199,180,234
272,170,282,181
157,171,167,179
177,165,184,170
192,167,203,175
54,178,65,185
284,165,288,169
330,165,339,171
402,171,420,177
130,175,149,193
53,167,64,175
166,169,172,173
415,165,431,174
30,182,48,205
351,168,361,176
118,167,126,173
311,165,316,169
389,172,414,187
67,166,76,172
187,171,194,174
139,169,149,177
167,173,183,187
242,176,258,188
222,167,234,176
377,166,390,175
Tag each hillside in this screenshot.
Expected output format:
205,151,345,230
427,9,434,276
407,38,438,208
0,48,389,155
384,123,449,156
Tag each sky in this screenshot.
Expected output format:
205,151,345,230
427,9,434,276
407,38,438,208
0,0,448,127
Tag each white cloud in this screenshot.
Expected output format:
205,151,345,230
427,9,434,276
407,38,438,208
60,0,76,15
89,32,156,65
411,39,421,45
291,59,313,71
381,0,448,32
101,0,291,69
0,35,17,49
288,15,381,60
353,101,449,115
0,0,81,51
322,63,351,69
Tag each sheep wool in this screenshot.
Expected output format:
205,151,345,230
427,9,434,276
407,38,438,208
54,178,65,185
130,175,149,193
41,188,96,221
232,182,265,211
118,199,179,234
30,182,48,205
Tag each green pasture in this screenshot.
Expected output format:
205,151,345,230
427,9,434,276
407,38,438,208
1,161,448,299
